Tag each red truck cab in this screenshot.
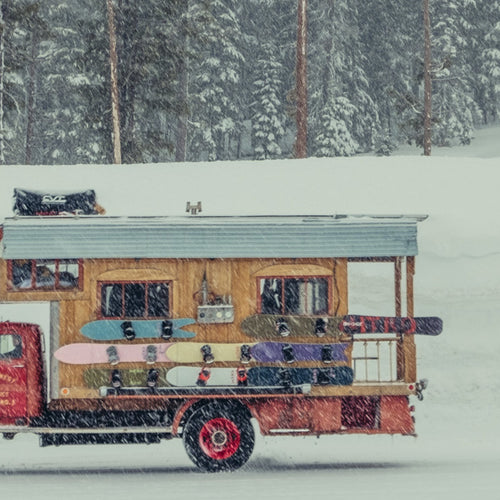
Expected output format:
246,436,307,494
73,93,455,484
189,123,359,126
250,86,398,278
0,322,44,425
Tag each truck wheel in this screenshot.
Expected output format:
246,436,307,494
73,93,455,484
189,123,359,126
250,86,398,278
182,403,254,472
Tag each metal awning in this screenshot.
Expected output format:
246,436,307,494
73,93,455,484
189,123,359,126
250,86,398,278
1,214,426,260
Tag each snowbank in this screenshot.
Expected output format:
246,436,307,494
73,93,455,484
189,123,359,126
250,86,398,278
0,127,499,490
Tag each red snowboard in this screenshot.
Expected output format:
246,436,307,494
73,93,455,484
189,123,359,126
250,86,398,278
340,315,442,335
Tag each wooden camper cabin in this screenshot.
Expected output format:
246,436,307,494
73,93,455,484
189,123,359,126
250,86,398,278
0,214,425,403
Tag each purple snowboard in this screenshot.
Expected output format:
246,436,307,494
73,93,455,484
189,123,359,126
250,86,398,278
251,342,348,363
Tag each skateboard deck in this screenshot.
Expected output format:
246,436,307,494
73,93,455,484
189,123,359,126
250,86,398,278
240,315,342,339
80,319,196,340
166,366,353,387
340,315,443,335
84,368,170,388
54,343,172,365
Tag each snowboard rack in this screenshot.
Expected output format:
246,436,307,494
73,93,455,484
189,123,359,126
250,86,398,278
99,384,312,398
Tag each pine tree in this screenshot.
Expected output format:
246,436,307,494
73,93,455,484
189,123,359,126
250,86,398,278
469,0,500,124
431,0,480,146
315,97,358,157
113,0,186,163
251,46,286,159
0,0,45,164
187,0,245,161
2,0,500,164
358,0,420,146
308,0,379,156
241,0,292,160
36,0,110,164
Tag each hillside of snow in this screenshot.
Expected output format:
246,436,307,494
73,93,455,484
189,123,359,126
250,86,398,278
0,126,499,498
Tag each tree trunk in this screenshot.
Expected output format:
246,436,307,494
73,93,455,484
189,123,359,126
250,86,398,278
294,0,307,159
0,0,5,164
175,5,189,163
175,55,188,162
423,0,432,156
25,27,38,165
107,0,122,164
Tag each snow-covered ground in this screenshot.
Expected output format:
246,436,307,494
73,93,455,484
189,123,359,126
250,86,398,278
1,127,499,499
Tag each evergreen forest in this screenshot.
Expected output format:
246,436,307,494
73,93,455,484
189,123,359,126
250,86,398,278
0,0,499,165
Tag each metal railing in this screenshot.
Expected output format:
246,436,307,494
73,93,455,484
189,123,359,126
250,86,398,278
352,336,399,383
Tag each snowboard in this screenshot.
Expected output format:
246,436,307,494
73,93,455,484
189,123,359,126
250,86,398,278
247,366,354,387
250,342,348,363
54,343,172,365
166,342,250,363
84,367,170,389
240,314,342,339
80,318,196,341
55,341,349,365
166,366,353,387
340,315,443,335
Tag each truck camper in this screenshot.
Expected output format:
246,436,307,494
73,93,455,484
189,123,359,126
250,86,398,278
0,195,441,471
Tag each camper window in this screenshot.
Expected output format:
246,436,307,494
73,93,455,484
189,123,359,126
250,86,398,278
100,281,170,319
9,259,81,290
259,277,329,315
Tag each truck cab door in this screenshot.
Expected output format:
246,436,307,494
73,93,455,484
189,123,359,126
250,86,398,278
0,331,28,425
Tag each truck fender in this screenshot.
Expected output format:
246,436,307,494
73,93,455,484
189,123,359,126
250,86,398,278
171,399,254,437
172,400,200,437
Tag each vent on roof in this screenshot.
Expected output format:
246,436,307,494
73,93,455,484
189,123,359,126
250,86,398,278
186,201,202,215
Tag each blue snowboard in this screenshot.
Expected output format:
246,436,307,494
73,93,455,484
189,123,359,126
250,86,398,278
247,366,354,386
80,319,196,341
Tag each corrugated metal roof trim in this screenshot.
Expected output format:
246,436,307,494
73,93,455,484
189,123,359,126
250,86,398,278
2,216,420,259
2,214,428,225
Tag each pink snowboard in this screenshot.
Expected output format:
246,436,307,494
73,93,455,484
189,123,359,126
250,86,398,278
54,343,172,365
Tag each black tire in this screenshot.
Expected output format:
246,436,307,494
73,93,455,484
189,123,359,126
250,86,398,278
182,402,255,472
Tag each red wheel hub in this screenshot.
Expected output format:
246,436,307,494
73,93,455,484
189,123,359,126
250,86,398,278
199,418,241,460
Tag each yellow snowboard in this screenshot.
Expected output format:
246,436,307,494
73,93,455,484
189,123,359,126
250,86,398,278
166,342,256,363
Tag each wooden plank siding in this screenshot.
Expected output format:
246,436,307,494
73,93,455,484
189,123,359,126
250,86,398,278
1,254,419,400
1,257,346,396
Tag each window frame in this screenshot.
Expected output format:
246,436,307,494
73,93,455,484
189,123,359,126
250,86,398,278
98,280,172,320
257,275,332,316
0,334,24,360
7,259,83,291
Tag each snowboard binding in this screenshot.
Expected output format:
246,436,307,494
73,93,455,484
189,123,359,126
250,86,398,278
145,345,158,364
111,369,122,389
316,368,331,385
315,318,327,337
321,344,333,363
237,367,248,386
240,344,252,363
147,368,159,388
275,318,290,337
282,343,295,363
197,367,211,386
201,344,215,364
160,320,173,340
278,367,292,387
106,345,120,365
121,321,136,341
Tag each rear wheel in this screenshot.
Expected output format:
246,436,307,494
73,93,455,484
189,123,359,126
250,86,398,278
182,403,255,472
